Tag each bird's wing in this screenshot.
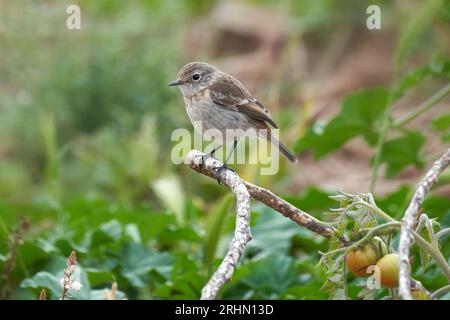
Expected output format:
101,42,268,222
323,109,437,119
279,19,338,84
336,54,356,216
208,76,278,128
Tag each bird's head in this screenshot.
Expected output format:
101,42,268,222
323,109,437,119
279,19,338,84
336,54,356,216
169,62,216,97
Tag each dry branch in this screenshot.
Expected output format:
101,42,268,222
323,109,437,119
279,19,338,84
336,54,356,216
186,151,252,300
186,150,338,300
187,150,336,239
398,147,450,300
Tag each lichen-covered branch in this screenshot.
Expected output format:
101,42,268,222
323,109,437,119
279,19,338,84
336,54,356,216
187,150,336,239
398,147,450,300
186,151,252,300
244,181,336,238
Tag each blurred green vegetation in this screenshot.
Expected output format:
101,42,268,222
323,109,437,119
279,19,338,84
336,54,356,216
0,0,449,300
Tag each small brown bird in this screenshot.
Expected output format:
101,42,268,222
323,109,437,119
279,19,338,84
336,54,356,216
169,62,296,177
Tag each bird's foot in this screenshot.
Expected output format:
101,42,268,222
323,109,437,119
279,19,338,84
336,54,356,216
213,163,234,185
198,150,217,169
198,154,212,169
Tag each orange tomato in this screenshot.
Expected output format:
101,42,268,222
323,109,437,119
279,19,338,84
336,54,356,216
346,245,378,277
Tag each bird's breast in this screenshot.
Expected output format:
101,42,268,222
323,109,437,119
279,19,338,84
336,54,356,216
183,94,255,144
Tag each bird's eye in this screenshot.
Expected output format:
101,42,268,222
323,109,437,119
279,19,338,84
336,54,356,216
192,73,201,81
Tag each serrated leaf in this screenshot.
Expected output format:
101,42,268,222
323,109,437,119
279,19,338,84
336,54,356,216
376,131,426,178
295,88,390,159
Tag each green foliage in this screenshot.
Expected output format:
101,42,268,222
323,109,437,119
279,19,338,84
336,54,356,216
394,0,445,73
203,194,234,269
226,253,297,299
393,55,450,101
376,131,426,178
432,113,450,142
295,88,390,159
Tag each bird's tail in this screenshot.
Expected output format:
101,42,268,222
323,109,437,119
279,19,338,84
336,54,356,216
260,130,297,163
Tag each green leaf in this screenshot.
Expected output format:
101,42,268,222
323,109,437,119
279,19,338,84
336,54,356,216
395,0,445,73
432,113,450,131
20,268,91,300
86,219,123,249
423,196,450,221
376,185,410,220
394,56,450,101
15,240,50,267
120,243,174,288
247,205,307,255
85,268,115,287
377,131,426,178
295,88,390,159
283,187,336,216
223,253,297,299
282,282,327,300
203,194,234,270
157,225,202,244
153,253,204,299
432,113,450,142
320,274,343,295
21,272,62,297
124,223,141,243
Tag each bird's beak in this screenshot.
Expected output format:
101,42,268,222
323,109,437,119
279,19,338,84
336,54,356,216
168,79,184,87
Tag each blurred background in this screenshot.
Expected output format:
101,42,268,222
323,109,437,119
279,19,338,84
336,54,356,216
0,0,449,300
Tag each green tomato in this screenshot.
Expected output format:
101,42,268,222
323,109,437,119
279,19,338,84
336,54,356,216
376,253,399,288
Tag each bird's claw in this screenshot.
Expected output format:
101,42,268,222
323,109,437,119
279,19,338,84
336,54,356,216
198,150,218,169
213,164,234,185
198,154,212,169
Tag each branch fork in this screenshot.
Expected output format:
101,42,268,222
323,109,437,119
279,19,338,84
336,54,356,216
186,150,336,300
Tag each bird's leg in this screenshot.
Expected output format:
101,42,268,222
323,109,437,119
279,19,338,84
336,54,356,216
214,138,238,184
199,144,223,168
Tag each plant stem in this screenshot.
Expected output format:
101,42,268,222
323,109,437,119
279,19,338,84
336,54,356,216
359,198,397,223
370,91,395,194
393,83,450,128
370,82,450,193
413,233,450,282
322,222,401,257
436,228,450,239
431,285,450,299
342,254,349,300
